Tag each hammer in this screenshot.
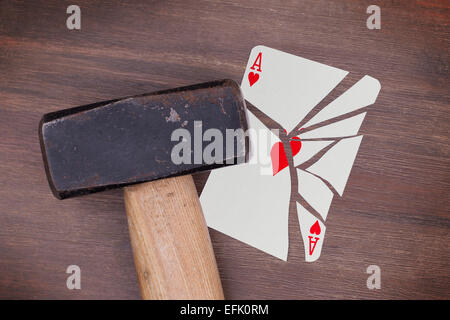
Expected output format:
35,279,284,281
39,79,248,299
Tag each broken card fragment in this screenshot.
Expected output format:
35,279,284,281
200,111,291,261
293,140,334,166
297,203,327,262
241,45,349,133
302,75,381,128
297,169,334,221
305,135,364,197
299,113,366,140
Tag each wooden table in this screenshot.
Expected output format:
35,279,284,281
0,0,448,299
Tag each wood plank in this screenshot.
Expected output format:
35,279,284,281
0,0,448,299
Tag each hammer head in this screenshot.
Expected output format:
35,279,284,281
39,80,248,199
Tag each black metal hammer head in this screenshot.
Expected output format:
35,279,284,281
39,80,248,199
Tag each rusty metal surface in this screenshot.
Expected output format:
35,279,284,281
39,79,248,199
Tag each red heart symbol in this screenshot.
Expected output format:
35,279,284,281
310,221,321,235
290,137,302,157
270,142,288,176
248,72,259,87
270,137,302,176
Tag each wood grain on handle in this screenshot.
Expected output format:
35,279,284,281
123,175,224,300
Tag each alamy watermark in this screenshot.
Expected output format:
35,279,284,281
366,265,381,290
366,5,381,30
66,5,81,30
170,121,281,175
66,265,81,290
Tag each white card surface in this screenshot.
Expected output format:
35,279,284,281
305,135,364,196
200,111,291,260
241,45,348,133
200,46,381,262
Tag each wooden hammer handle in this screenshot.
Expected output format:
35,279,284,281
124,175,224,300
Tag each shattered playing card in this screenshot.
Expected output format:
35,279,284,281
201,111,291,260
200,45,381,261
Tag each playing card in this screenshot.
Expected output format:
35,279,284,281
200,45,380,262
241,45,348,133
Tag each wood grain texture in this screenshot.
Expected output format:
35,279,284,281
0,0,449,299
124,176,223,300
